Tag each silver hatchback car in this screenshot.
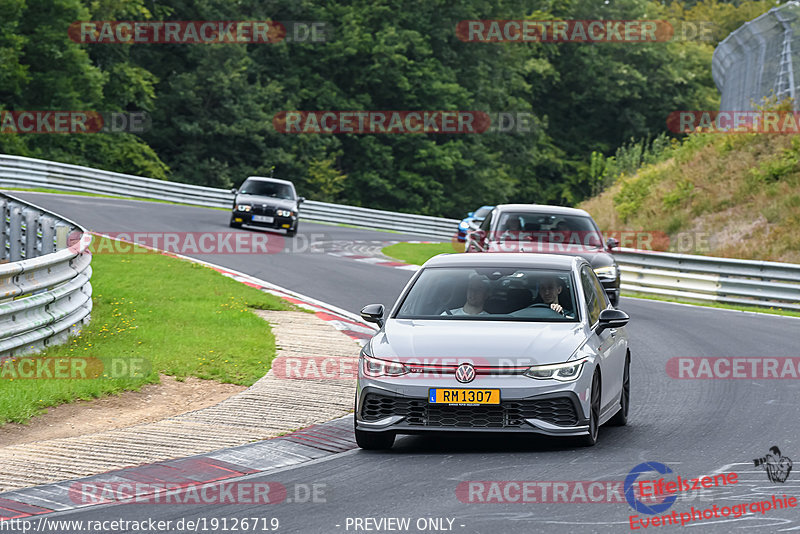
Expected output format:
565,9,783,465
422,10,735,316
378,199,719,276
355,253,631,449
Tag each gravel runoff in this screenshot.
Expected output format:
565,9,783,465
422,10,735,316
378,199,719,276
0,311,359,492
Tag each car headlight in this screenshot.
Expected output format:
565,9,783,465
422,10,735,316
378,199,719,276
593,265,618,279
236,204,252,212
361,350,409,378
459,221,469,229
276,209,294,217
524,358,587,381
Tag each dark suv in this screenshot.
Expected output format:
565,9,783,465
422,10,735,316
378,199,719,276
230,177,304,237
465,204,621,306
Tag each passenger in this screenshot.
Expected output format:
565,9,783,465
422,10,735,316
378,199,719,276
444,275,490,315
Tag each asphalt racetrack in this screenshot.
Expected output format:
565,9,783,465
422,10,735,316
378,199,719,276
13,192,800,534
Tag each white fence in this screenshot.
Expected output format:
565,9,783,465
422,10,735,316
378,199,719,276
0,155,458,239
2,153,800,313
616,248,800,311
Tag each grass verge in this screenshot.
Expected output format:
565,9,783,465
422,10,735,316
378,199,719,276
0,237,298,425
382,241,464,265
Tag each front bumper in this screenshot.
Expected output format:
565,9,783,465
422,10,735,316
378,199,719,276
232,211,296,230
355,370,593,437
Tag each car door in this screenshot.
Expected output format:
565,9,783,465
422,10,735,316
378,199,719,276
580,266,620,414
468,209,493,252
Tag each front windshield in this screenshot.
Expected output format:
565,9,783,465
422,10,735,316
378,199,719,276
474,206,492,219
240,180,295,200
395,267,578,322
493,213,602,247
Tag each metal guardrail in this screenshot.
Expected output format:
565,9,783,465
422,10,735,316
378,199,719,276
0,193,92,360
0,154,459,239
2,153,799,312
615,247,800,311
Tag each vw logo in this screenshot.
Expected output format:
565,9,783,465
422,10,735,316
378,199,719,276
455,363,476,384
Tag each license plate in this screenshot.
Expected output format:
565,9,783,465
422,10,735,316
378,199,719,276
429,388,500,405
252,215,274,223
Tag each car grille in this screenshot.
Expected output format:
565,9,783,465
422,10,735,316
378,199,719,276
251,205,276,216
361,393,578,428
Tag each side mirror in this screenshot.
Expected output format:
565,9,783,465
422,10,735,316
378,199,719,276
360,304,385,327
230,188,238,195
596,308,629,334
298,196,305,204
467,211,474,217
606,237,619,250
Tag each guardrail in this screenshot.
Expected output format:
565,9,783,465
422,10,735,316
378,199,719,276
0,193,92,360
2,153,799,313
615,247,800,312
0,155,459,239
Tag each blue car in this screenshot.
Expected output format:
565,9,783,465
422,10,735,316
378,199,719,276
457,205,494,242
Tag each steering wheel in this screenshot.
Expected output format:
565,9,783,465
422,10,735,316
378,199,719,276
529,303,551,308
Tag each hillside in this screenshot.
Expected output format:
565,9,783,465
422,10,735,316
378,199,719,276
579,132,800,263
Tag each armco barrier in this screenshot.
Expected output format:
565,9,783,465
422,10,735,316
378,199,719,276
615,248,800,311
0,192,92,360
2,154,799,312
0,154,459,239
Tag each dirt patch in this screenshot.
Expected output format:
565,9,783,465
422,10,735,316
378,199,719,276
0,375,245,447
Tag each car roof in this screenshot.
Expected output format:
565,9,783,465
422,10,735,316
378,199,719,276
422,252,584,270
245,176,296,186
494,204,591,217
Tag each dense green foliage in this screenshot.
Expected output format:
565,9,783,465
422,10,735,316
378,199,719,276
0,0,782,216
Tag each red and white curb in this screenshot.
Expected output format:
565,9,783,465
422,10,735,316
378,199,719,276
319,239,439,272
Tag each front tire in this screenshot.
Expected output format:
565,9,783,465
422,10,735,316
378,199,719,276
579,371,601,447
609,353,630,426
286,225,297,237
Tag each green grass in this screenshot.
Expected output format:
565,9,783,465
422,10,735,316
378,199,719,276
382,241,464,265
0,237,297,425
621,290,800,318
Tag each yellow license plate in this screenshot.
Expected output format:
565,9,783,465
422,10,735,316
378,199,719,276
429,388,500,405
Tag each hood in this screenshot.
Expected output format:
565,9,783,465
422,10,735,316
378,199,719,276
371,319,586,367
487,241,614,267
235,193,297,210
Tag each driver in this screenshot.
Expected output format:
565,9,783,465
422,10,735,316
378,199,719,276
500,216,522,241
528,275,574,318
